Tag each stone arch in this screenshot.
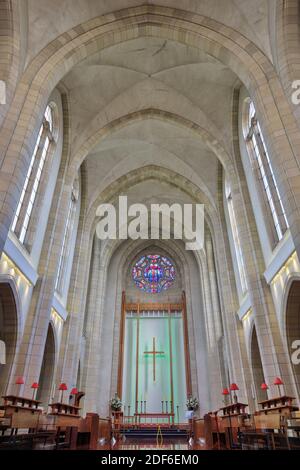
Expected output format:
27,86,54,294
250,323,266,403
36,322,56,406
82,234,212,415
0,280,19,395
68,106,235,189
274,0,300,124
2,5,300,259
0,0,22,126
86,164,219,239
285,280,300,397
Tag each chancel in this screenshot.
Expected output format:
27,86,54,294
1,0,300,452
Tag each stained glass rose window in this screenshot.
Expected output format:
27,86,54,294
132,254,176,293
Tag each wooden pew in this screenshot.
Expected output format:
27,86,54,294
194,418,205,440
284,411,300,449
0,398,56,449
77,413,100,449
77,414,111,449
204,412,226,449
239,413,290,450
1,395,42,435
47,402,81,449
98,417,111,443
258,396,298,417
219,403,249,449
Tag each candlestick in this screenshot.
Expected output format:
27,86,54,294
161,400,164,413
140,400,143,413
128,405,131,416
165,400,168,413
136,400,138,413
176,405,179,424
144,400,146,413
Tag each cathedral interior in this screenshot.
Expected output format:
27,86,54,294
1,0,300,451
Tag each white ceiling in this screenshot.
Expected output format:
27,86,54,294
23,1,271,213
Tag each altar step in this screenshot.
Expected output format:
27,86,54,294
121,428,189,439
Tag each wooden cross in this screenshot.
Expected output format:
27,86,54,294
144,337,164,382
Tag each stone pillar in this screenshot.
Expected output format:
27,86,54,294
205,232,223,340
80,237,108,414
213,206,253,406
55,212,93,394
8,169,73,397
229,89,296,399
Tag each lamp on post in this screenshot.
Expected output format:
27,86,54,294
15,377,24,396
261,383,268,392
58,383,68,403
31,382,39,400
273,377,284,397
222,388,229,405
70,387,78,404
230,383,239,404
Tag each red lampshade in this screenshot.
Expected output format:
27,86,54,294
15,377,24,385
31,382,39,389
222,388,229,395
70,387,78,395
230,383,239,391
59,383,68,391
274,377,283,386
261,383,268,390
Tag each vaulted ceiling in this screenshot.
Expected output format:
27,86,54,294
21,1,275,218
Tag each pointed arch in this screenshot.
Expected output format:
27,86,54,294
36,322,56,406
0,280,19,395
1,5,300,261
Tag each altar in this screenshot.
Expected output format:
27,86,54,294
118,293,192,424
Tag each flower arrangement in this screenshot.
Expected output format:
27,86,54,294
186,396,199,411
110,394,122,411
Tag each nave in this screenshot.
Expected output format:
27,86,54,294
1,0,300,454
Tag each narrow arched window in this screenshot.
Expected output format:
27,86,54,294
11,104,55,244
55,180,79,295
225,182,248,295
244,100,288,244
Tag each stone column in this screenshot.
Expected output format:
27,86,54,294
80,237,108,414
6,94,73,395
213,205,253,406
205,232,223,341
10,181,72,397
229,90,296,399
55,213,93,394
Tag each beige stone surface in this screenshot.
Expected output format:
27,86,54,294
0,2,300,418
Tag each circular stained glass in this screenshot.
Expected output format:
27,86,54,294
132,254,176,293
